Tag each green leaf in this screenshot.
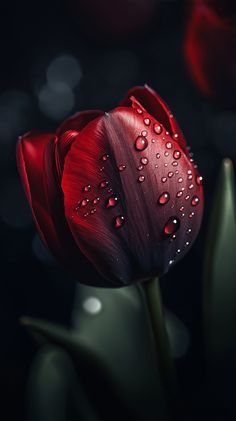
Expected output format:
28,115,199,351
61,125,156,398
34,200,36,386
203,158,236,362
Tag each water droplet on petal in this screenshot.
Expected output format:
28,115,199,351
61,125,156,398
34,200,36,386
189,212,195,219
196,175,203,185
173,150,181,160
106,196,118,208
188,174,193,180
164,163,168,167
165,131,170,136
82,184,91,192
100,166,104,171
178,177,183,183
114,215,125,229
176,191,183,198
168,172,174,178
138,165,144,171
156,153,160,159
153,123,162,134
158,192,170,205
185,195,190,200
141,157,148,165
138,175,145,183
141,130,148,137
191,195,199,206
144,118,150,126
169,259,174,266
164,151,169,157
151,139,155,143
99,180,109,188
163,216,180,236
107,188,113,193
90,208,96,214
78,198,89,207
187,228,192,234
92,197,100,205
173,133,178,139
118,164,126,172
155,164,158,168
172,161,178,166
179,206,184,211
135,136,148,151
189,184,194,189
185,241,190,247
175,170,179,175
161,177,167,183
102,154,109,161
187,170,192,174
166,142,172,149
137,108,143,114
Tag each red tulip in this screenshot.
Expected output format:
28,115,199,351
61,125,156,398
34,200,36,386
16,85,203,287
184,0,236,107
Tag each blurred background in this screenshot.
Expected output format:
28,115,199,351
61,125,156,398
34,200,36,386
0,0,235,420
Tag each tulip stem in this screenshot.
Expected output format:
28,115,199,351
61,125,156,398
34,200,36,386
142,277,181,418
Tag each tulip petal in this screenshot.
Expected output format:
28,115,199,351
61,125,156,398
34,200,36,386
120,85,187,149
57,110,104,136
17,131,110,286
62,107,203,284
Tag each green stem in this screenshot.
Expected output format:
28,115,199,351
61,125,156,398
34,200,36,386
142,277,180,415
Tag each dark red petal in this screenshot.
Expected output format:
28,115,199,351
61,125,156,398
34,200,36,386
17,131,110,287
184,1,236,107
56,110,104,136
120,85,187,149
54,130,79,182
62,107,203,285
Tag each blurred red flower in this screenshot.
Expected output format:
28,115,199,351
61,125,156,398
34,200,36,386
184,0,236,107
16,86,203,286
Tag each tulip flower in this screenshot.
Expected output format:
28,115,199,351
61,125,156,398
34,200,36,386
184,0,236,107
16,85,203,287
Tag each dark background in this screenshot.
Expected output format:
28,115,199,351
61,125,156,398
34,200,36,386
0,1,235,420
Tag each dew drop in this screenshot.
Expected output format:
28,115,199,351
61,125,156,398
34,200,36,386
173,133,178,139
158,192,170,205
138,175,145,183
100,166,104,171
185,195,190,200
164,163,168,167
178,177,183,183
196,175,203,185
187,228,192,234
102,154,109,161
155,164,158,168
188,174,193,180
166,142,172,149
138,165,144,171
168,171,174,178
92,197,100,205
191,195,199,206
176,191,183,198
189,212,195,219
106,196,118,208
153,123,162,134
156,153,161,159
173,150,181,160
141,157,149,165
189,184,194,189
83,212,89,217
169,259,174,266
99,180,109,189
144,118,150,126
179,206,184,211
135,136,148,151
114,215,125,229
151,139,155,143
90,208,96,214
165,131,170,136
181,213,185,218
78,198,89,207
141,130,148,137
175,170,179,175
164,151,169,157
161,177,167,183
107,188,113,193
176,248,181,254
82,184,91,192
118,164,126,172
185,241,190,247
187,170,192,174
163,216,180,236
172,161,178,166
136,108,143,114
